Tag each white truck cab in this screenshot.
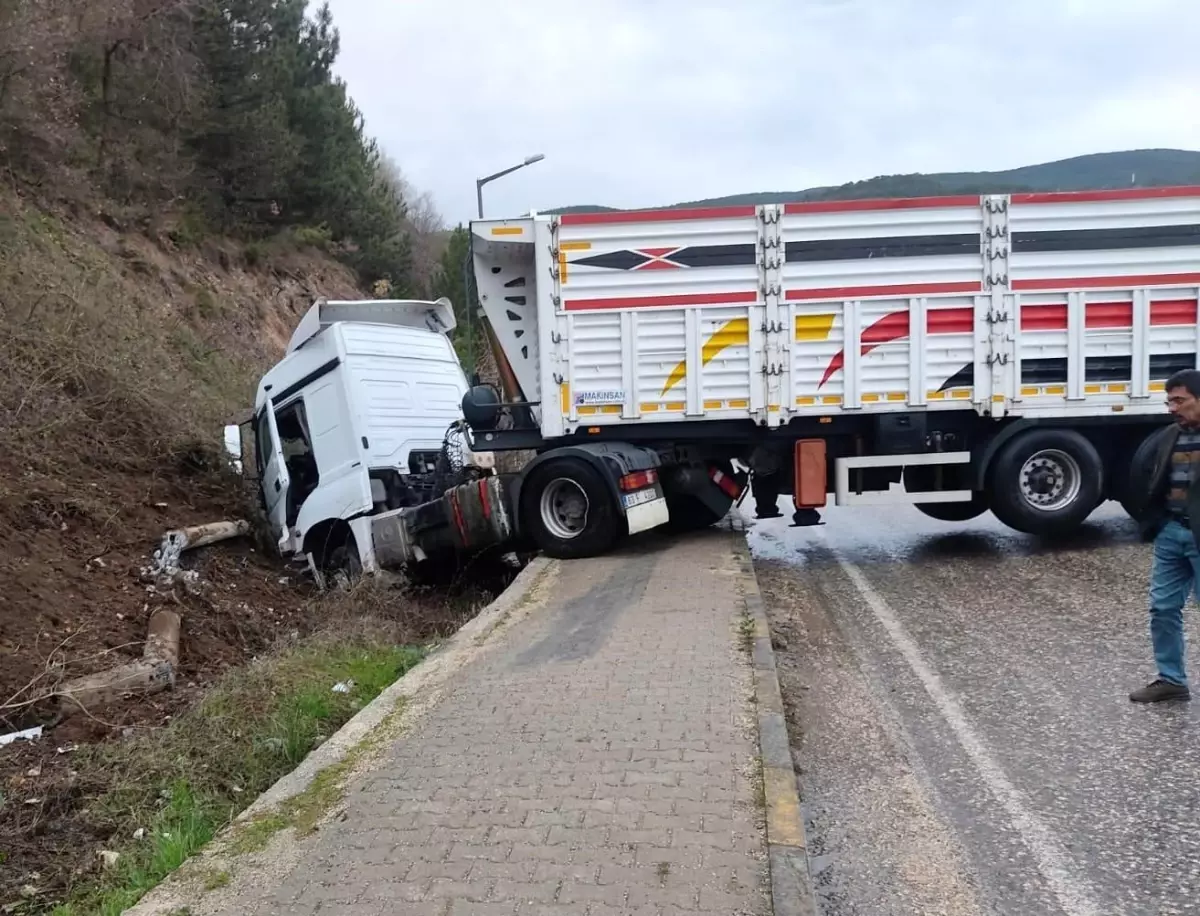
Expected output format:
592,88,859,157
237,297,494,578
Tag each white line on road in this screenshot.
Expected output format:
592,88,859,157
825,535,1102,916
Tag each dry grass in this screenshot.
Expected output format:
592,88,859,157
0,191,361,514
53,628,427,916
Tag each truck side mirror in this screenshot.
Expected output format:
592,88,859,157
223,424,244,475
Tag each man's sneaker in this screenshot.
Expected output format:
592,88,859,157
1129,679,1191,703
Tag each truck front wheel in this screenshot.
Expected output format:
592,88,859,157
987,429,1103,536
521,458,621,559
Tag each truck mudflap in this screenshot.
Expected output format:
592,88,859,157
371,474,516,567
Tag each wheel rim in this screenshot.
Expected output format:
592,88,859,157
1018,448,1082,512
540,477,590,540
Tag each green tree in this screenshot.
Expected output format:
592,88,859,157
432,224,476,367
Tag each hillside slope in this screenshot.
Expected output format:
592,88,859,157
548,148,1200,213
0,188,364,734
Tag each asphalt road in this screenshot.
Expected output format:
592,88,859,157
749,500,1200,916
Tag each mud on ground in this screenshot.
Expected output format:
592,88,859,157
0,457,518,909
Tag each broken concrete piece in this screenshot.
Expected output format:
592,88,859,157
144,609,181,667
56,658,175,715
140,519,250,585
57,607,182,719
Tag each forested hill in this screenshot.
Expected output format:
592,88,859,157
550,148,1200,215
0,0,436,293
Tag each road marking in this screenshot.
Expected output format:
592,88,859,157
825,537,1102,916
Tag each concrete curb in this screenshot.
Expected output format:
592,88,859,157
731,530,820,916
123,554,555,916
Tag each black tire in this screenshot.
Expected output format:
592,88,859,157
520,457,621,559
665,495,727,532
1118,428,1166,520
663,461,734,532
326,536,363,590
987,428,1104,535
903,466,988,522
914,497,990,522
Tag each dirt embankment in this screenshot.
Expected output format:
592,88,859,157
0,189,366,725
0,190,466,907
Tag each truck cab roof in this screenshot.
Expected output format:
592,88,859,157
255,297,458,412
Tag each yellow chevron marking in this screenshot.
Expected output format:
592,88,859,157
660,317,749,397
795,312,836,342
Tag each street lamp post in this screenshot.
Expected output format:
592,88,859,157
476,154,545,218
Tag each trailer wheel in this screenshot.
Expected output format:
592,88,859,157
988,429,1103,535
914,497,990,522
521,458,620,559
903,466,988,522
1118,429,1166,520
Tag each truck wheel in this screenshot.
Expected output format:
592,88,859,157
665,496,726,532
326,539,363,590
988,429,1103,535
663,461,735,532
521,458,620,559
1117,429,1165,520
903,466,988,521
914,497,989,522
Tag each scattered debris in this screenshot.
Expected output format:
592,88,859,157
140,519,250,587
0,725,43,747
331,680,354,694
98,850,121,869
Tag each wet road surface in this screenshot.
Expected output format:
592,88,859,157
749,501,1200,916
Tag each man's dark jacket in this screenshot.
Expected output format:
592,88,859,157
1127,423,1200,547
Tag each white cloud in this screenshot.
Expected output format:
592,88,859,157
324,0,1200,223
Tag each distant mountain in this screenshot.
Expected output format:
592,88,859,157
543,149,1200,214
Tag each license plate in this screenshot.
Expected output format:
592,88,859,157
622,488,658,510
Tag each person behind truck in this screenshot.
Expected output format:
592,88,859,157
1127,368,1200,703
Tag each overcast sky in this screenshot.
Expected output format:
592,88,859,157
324,0,1200,225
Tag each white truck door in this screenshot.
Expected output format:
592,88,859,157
259,402,292,549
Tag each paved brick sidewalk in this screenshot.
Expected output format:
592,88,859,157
229,528,769,915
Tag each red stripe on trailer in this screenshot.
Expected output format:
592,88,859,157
563,290,758,311
1012,272,1200,291
559,205,757,226
1012,186,1200,205
786,280,982,301
926,307,973,335
1018,299,1197,331
1086,301,1134,329
1021,303,1068,331
1151,298,1197,326
784,195,980,215
819,311,910,387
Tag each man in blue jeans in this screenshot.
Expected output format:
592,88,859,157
1128,368,1200,703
